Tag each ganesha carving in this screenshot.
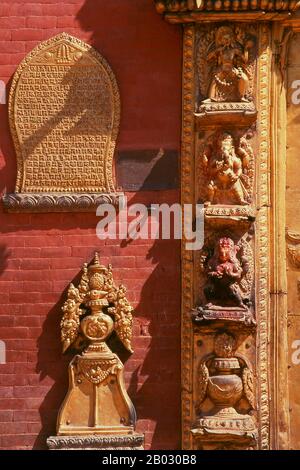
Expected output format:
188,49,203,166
200,132,254,206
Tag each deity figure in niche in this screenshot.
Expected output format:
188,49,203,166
204,237,249,309
203,26,255,103
202,132,252,206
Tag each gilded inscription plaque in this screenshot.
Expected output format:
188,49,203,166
3,33,122,212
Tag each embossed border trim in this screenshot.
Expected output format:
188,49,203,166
181,25,195,451
2,192,124,213
47,434,144,450
256,23,271,450
9,32,120,194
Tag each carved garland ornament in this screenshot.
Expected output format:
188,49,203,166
3,33,123,213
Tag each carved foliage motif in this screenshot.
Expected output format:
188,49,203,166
76,357,120,385
7,33,120,204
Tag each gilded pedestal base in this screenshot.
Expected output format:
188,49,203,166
57,348,136,437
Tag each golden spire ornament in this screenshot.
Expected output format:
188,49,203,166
47,254,144,450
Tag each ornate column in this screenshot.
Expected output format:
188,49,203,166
154,0,300,450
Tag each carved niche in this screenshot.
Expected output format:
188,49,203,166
193,232,255,325
195,23,258,121
191,332,257,449
47,253,144,450
3,33,123,212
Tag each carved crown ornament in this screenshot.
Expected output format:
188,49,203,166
2,33,123,213
154,0,300,23
49,253,143,442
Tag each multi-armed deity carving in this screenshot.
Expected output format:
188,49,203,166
52,253,139,441
191,332,257,448
204,237,250,309
200,131,254,206
193,235,254,324
197,25,256,106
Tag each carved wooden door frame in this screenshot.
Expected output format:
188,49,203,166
154,2,300,450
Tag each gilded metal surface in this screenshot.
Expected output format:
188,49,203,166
55,254,139,440
47,434,144,450
8,33,120,196
155,1,300,13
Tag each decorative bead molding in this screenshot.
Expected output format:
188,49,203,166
2,192,124,213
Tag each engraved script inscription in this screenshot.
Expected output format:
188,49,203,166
9,33,120,194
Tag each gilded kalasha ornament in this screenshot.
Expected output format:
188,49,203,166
155,1,300,14
56,253,137,438
191,332,257,446
201,132,253,206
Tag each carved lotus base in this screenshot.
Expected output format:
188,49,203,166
192,306,255,326
192,407,257,440
47,434,144,450
196,102,257,126
2,192,124,213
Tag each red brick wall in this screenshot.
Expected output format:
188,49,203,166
0,1,182,450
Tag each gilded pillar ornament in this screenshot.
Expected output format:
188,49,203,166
154,0,300,450
47,254,144,450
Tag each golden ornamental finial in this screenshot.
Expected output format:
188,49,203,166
60,255,133,354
